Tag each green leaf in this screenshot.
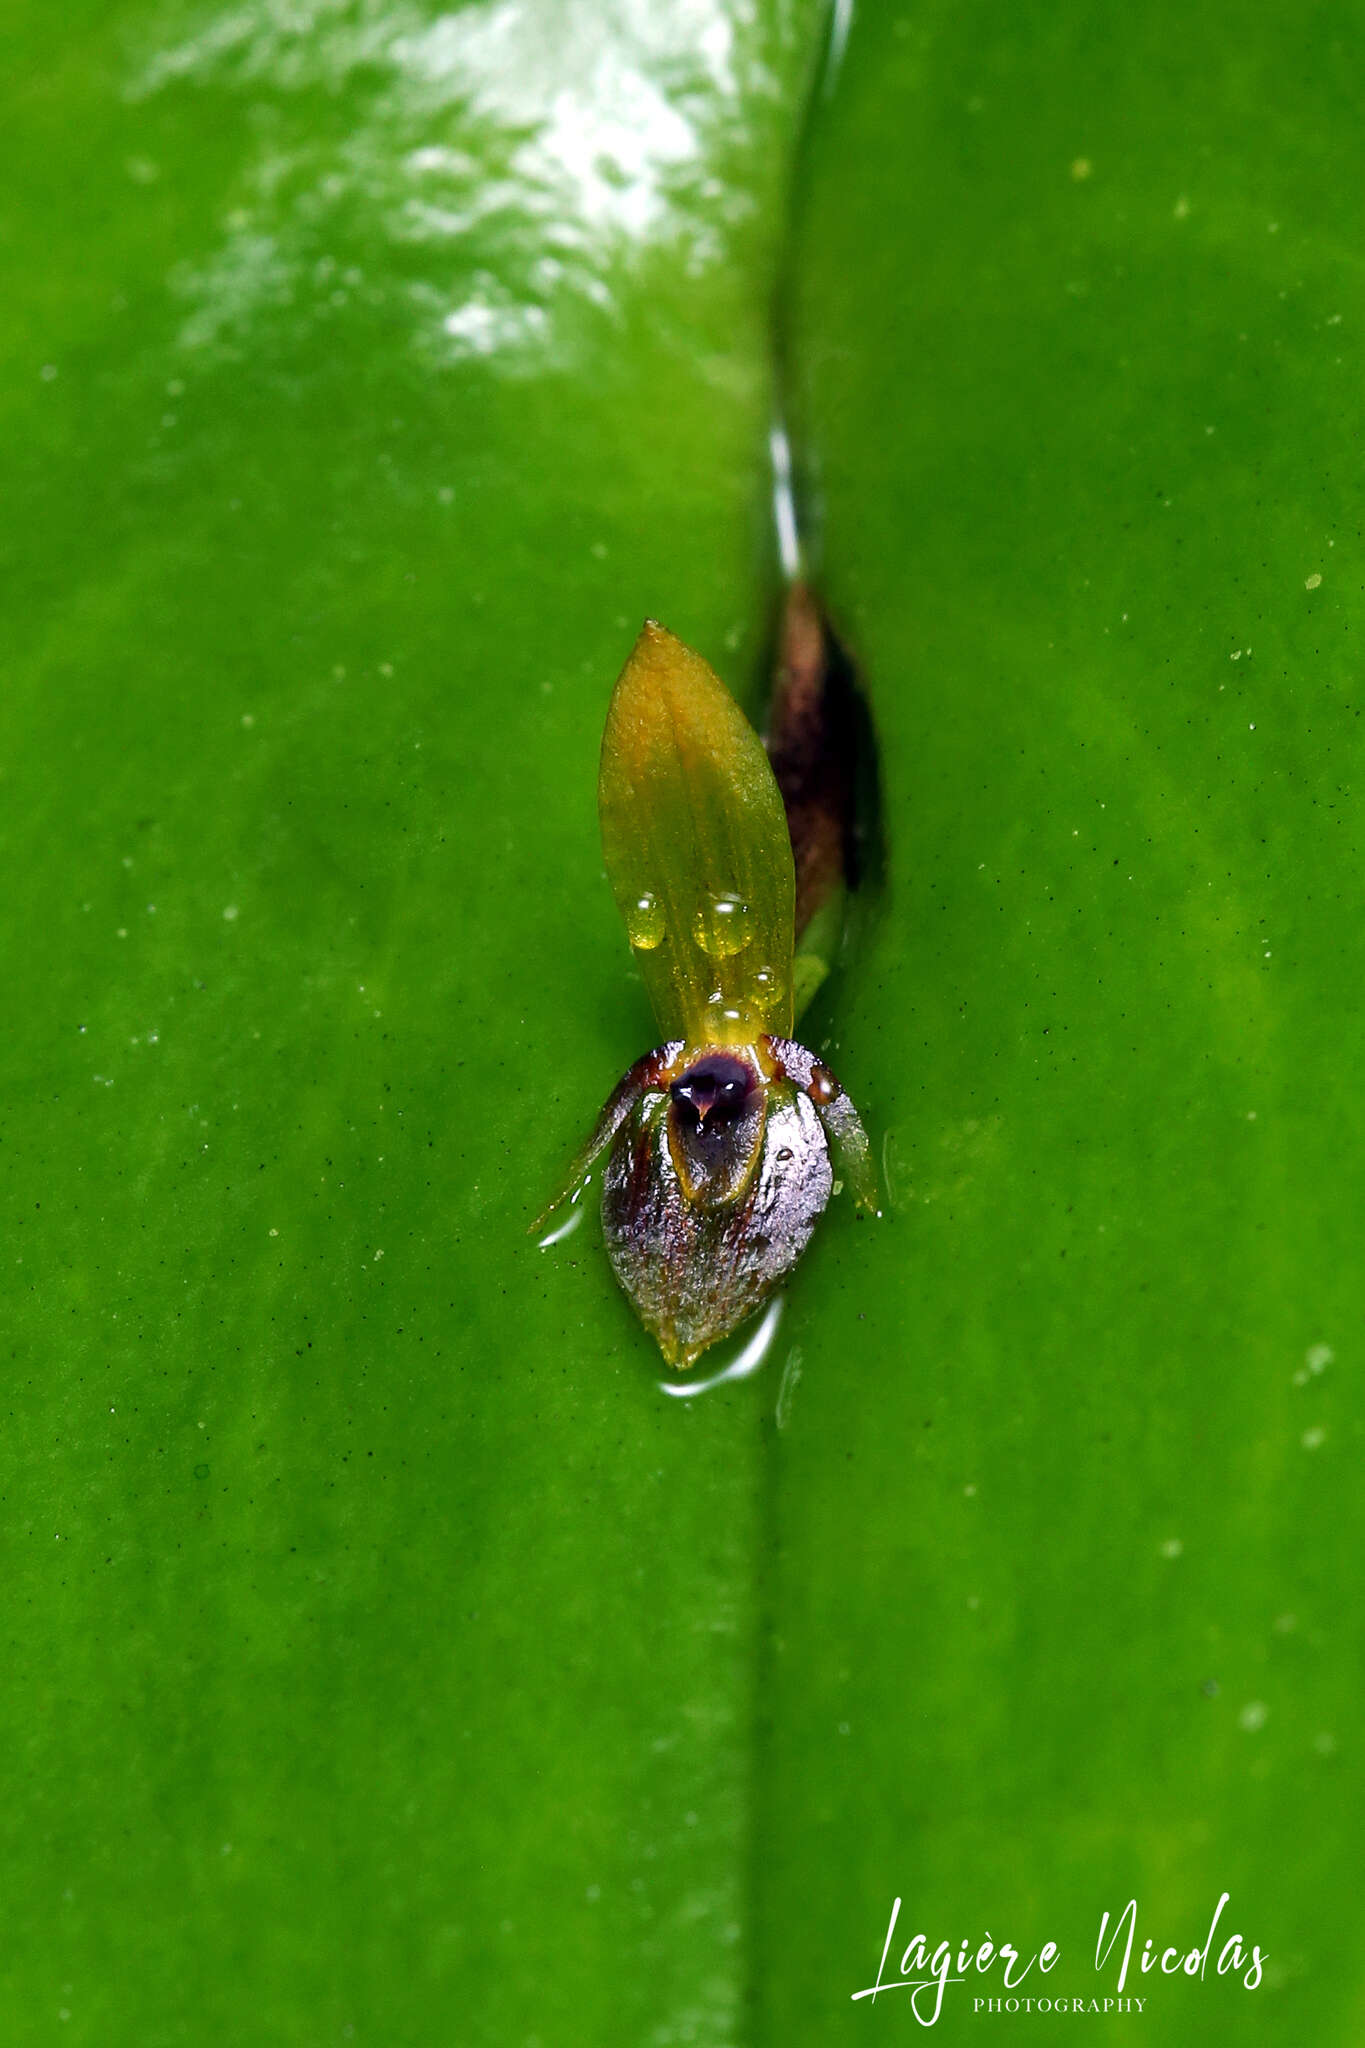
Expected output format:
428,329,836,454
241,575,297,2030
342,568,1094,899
759,0,1365,2033
599,622,796,1045
0,3,819,2041
8,0,1360,2040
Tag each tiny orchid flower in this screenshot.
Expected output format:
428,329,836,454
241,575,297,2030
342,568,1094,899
538,613,877,1369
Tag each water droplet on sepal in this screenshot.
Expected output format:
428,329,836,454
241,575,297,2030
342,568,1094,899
626,891,665,951
693,891,752,959
705,992,752,1033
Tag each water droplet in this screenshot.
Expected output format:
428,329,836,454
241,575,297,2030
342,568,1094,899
537,1200,588,1251
657,1296,784,1400
693,891,751,959
626,891,665,951
704,993,752,1035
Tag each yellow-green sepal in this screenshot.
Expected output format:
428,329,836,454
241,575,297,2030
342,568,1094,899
598,622,796,1046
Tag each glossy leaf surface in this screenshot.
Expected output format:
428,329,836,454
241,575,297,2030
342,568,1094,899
0,3,819,2043
756,1,1365,2038
6,0,1361,2040
599,623,796,1045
